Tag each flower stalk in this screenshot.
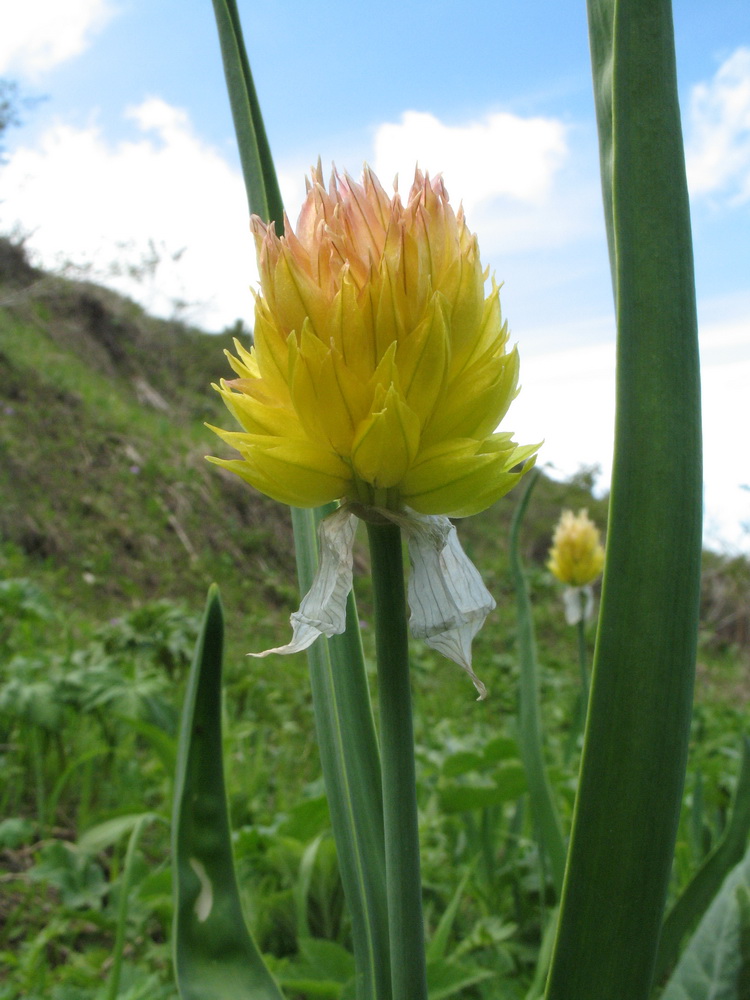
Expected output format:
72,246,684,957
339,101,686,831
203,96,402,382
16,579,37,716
576,612,589,726
366,519,428,1000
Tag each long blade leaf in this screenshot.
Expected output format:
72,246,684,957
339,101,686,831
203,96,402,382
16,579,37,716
545,0,702,996
172,585,284,999
211,0,283,221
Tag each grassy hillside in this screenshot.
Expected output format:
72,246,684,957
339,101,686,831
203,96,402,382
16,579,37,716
0,238,299,639
0,237,748,1000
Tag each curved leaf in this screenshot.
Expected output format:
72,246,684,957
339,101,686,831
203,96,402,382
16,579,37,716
657,739,750,983
172,585,284,1000
545,1,702,997
661,844,750,1000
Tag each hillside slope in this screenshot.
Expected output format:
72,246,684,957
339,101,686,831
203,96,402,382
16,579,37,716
0,238,297,635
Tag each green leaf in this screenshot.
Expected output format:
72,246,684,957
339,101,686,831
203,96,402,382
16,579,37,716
172,585,284,1000
483,737,521,766
210,0,283,223
294,833,325,941
274,939,356,999
509,470,567,897
438,765,528,815
657,738,750,983
545,1,702,998
278,794,331,840
29,840,107,910
426,958,495,1000
661,844,750,1000
427,869,471,963
441,751,485,778
78,812,162,854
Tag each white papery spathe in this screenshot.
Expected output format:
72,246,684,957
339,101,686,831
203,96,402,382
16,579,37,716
251,503,495,699
562,585,595,626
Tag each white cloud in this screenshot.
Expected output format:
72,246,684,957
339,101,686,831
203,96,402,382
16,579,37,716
0,98,257,330
687,47,750,203
370,109,600,257
373,109,568,211
0,0,116,78
509,298,750,555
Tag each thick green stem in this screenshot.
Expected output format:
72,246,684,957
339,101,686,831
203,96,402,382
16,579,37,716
366,520,428,1000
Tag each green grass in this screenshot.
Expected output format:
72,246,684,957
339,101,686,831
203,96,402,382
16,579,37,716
0,239,748,999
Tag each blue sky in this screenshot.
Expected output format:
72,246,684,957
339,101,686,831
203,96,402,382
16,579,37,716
2,0,749,550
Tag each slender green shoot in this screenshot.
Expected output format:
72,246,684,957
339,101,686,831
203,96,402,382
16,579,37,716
107,814,149,1000
509,469,567,898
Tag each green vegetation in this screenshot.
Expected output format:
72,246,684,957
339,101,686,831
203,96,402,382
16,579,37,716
1,239,748,998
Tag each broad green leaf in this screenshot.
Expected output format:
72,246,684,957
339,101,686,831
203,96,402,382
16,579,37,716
273,938,356,999
545,1,702,998
426,958,495,1000
657,739,750,983
278,794,331,840
172,585,284,1000
661,843,750,1000
442,751,485,778
439,765,528,814
483,737,521,766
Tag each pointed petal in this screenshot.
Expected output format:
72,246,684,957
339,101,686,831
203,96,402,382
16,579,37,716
351,384,421,489
207,436,350,508
402,438,539,517
394,293,449,425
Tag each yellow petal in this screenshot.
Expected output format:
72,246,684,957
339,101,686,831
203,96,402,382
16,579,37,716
289,321,367,454
421,348,520,447
394,292,449,425
208,436,350,508
351,384,421,489
402,438,538,517
213,384,302,439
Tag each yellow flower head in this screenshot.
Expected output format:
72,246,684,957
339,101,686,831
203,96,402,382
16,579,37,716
547,509,605,587
208,164,539,517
